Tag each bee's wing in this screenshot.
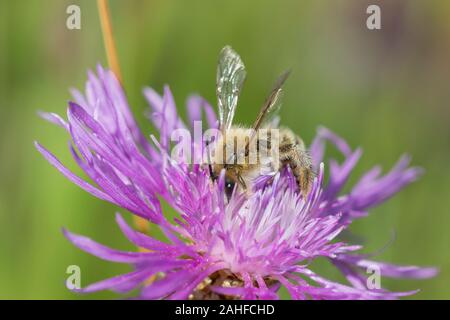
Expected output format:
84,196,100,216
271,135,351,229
216,46,247,131
251,69,290,131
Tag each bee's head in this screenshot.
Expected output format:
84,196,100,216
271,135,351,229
210,163,247,200
208,130,249,199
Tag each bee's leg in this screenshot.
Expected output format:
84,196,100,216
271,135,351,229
279,131,315,197
297,162,315,198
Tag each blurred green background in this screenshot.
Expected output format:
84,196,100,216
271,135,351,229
0,0,449,299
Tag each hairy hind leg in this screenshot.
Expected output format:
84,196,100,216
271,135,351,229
279,129,315,197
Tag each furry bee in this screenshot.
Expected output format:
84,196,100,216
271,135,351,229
208,46,314,199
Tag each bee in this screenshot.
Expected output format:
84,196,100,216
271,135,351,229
208,46,314,199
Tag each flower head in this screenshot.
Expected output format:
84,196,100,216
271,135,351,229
36,65,437,299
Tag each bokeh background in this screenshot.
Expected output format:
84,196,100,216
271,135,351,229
0,0,449,299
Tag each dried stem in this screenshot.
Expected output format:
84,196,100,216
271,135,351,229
97,0,149,235
97,0,123,84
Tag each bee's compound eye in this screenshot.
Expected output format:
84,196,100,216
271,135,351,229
224,179,236,199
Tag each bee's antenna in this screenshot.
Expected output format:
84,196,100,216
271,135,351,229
205,138,216,181
208,164,216,181
237,172,247,191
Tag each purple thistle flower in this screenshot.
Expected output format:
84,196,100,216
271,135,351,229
35,65,437,300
